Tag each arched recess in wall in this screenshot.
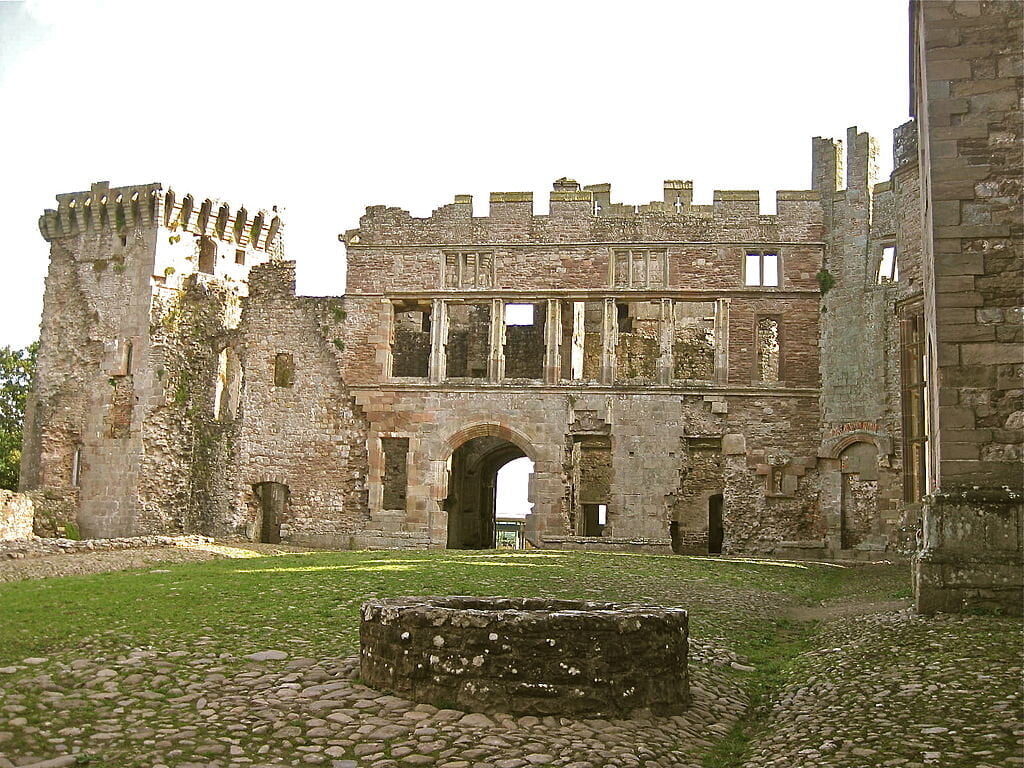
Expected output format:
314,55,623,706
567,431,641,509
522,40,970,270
440,422,538,463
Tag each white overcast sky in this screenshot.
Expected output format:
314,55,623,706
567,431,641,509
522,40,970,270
0,0,909,350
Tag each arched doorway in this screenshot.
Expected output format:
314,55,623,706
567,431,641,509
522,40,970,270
445,436,533,549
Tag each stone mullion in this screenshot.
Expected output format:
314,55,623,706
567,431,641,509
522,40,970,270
601,298,617,385
489,298,505,383
715,298,730,383
428,299,446,384
658,298,673,385
544,299,561,384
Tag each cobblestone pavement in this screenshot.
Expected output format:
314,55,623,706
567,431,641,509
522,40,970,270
0,641,747,768
0,548,1020,767
743,609,1023,768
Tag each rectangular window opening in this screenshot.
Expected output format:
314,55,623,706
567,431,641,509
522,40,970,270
672,301,716,381
878,245,898,283
445,303,491,379
274,352,294,387
615,301,659,382
235,248,246,265
745,251,779,287
504,302,545,379
391,301,432,378
198,235,217,274
381,437,410,511
757,317,780,382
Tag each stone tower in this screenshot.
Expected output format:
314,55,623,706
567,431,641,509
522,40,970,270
22,181,283,538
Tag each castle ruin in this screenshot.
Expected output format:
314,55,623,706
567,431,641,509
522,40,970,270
18,1,1022,614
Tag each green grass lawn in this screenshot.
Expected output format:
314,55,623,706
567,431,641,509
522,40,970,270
0,549,908,665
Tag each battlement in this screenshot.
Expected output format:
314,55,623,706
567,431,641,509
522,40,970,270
344,177,823,247
39,181,284,252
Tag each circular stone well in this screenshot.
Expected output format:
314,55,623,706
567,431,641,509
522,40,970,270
359,596,689,717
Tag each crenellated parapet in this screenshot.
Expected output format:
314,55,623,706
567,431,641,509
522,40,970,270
343,178,821,247
39,180,284,253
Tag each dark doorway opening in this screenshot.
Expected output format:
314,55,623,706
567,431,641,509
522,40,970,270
669,521,682,554
708,494,724,554
446,436,532,549
254,482,287,544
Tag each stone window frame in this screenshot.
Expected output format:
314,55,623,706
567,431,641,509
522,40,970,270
610,248,668,288
899,304,928,502
442,251,496,289
743,250,781,287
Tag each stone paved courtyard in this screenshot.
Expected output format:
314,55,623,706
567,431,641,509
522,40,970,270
0,544,1020,768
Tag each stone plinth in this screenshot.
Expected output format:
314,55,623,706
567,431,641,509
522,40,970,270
914,488,1023,616
360,596,689,717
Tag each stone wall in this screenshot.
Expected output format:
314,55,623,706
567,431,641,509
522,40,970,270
236,261,370,544
0,491,34,541
911,0,1023,613
360,597,689,717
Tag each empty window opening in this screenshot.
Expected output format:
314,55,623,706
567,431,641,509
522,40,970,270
504,302,544,380
878,245,899,283
612,248,667,288
214,348,242,421
392,301,432,378
235,248,246,265
708,494,724,554
198,235,217,274
119,234,128,247
254,482,287,544
615,301,659,382
672,301,715,380
757,318,780,382
504,303,534,325
444,251,495,289
745,252,779,286
445,303,491,379
71,445,82,487
274,353,294,387
123,340,133,375
381,437,409,511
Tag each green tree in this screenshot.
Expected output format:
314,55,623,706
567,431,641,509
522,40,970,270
0,342,38,491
